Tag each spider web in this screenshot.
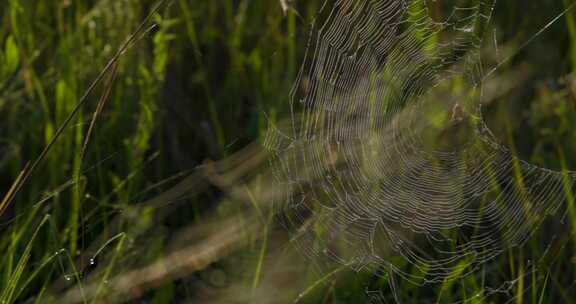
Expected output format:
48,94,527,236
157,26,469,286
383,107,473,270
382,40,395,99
264,0,575,301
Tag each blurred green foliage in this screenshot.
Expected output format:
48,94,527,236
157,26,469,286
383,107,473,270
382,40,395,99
0,0,575,303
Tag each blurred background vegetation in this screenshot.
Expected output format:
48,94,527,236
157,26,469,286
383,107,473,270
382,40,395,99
0,0,575,303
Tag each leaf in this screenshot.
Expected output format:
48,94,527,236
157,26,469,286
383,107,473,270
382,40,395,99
4,35,20,76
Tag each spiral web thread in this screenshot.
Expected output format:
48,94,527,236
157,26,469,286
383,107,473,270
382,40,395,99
264,0,576,300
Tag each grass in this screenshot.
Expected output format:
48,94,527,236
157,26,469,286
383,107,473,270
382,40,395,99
0,0,575,303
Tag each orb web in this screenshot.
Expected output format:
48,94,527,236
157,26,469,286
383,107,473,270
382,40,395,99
264,0,575,301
